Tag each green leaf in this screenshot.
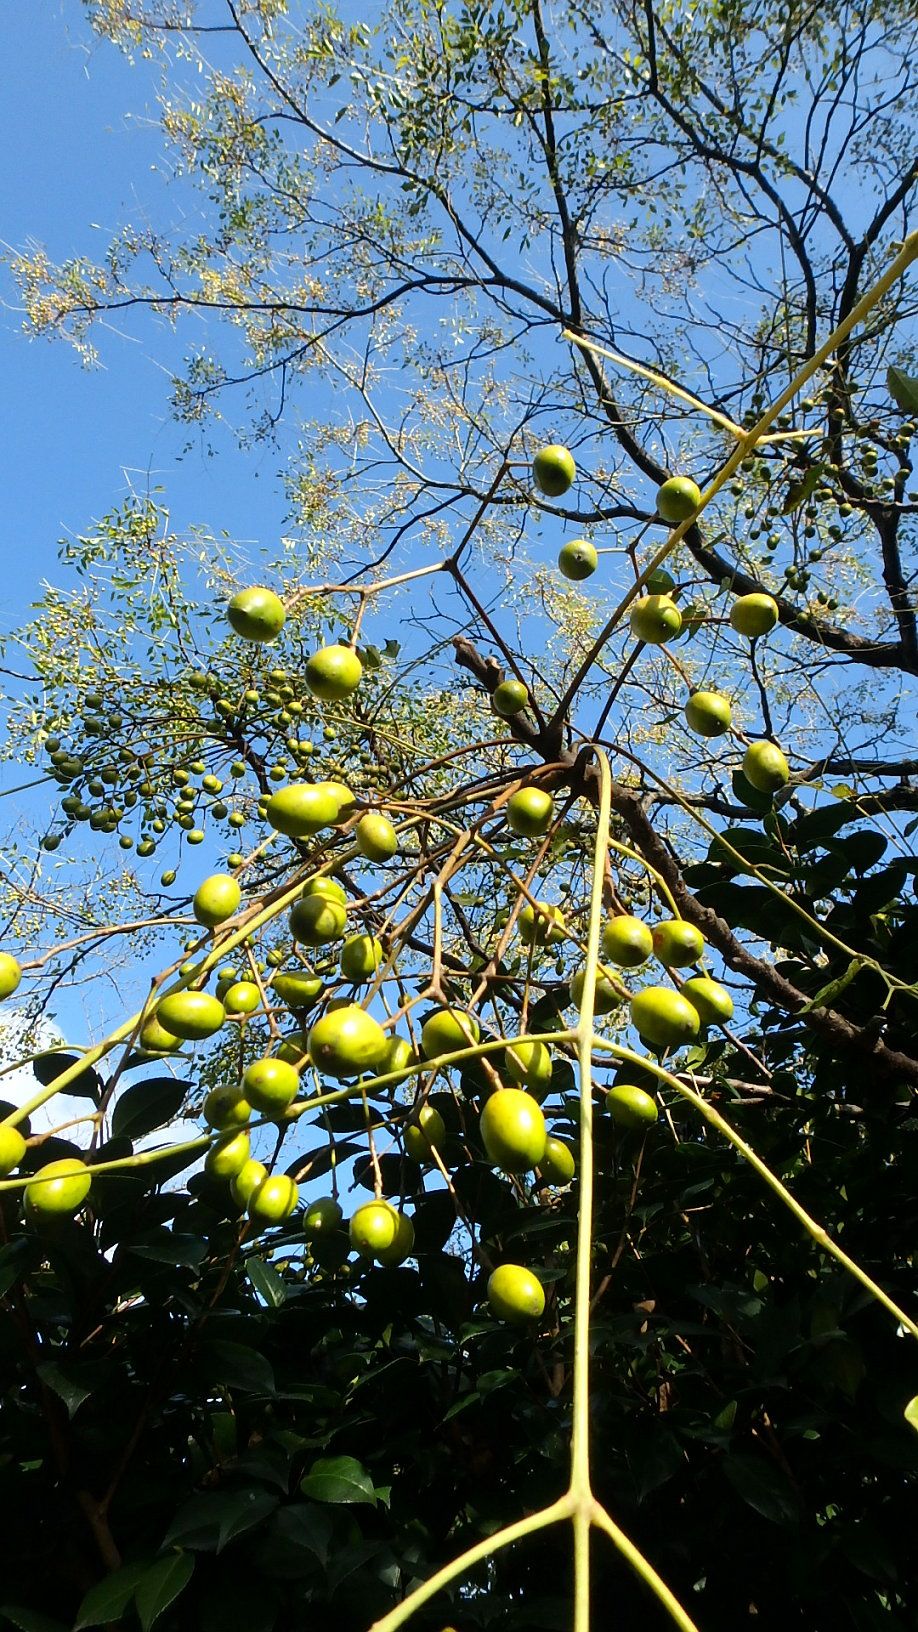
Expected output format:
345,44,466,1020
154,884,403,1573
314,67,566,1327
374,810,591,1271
129,1230,208,1268
723,1453,799,1524
74,1564,147,1629
197,1340,275,1394
887,365,918,414
246,1257,287,1308
299,1454,377,1505
37,1361,91,1418
781,465,822,512
1,1609,70,1632
164,1489,278,1553
32,1052,100,1102
112,1078,188,1141
135,1554,195,1632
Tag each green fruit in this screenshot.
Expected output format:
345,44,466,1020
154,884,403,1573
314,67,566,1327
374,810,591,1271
505,1038,553,1096
558,539,597,580
518,901,565,947
355,812,398,861
276,1031,309,1065
420,1008,480,1060
379,1034,414,1085
203,1085,252,1130
492,679,529,716
630,986,701,1049
227,586,286,643
532,444,576,497
231,1158,268,1207
318,780,357,820
243,1057,300,1115
601,916,653,968
657,475,702,523
685,691,732,737
569,966,620,1015
26,1158,92,1218
480,1087,547,1173
289,895,347,946
340,934,383,982
652,920,705,968
682,975,734,1026
272,972,325,1013
205,1130,251,1179
404,1103,446,1164
266,783,339,838
248,1173,298,1224
0,1125,27,1175
743,740,790,793
506,787,553,837
488,1263,545,1325
138,1013,181,1054
606,1083,658,1128
304,644,363,701
375,1210,416,1266
540,1136,575,1185
156,991,225,1042
307,1004,389,1077
730,593,779,637
223,980,261,1016
0,953,23,1002
350,1199,398,1258
301,875,348,905
193,873,241,928
303,1196,343,1238
630,595,682,644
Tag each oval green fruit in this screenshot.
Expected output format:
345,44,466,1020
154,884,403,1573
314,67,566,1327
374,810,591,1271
730,593,779,637
480,1087,547,1174
504,1038,553,1096
303,1195,344,1238
289,895,347,947
223,980,261,1016
518,901,565,948
349,1199,398,1258
304,644,363,701
227,586,286,643
685,690,732,737
230,1158,268,1207
0,953,23,1001
743,740,790,794
630,986,700,1049
307,1004,389,1078
656,475,702,523
404,1102,446,1164
355,812,398,861
379,1034,414,1086
301,875,348,905
243,1057,300,1116
138,1013,181,1054
539,1136,575,1186
682,975,734,1026
156,990,225,1042
266,783,339,838
630,594,682,644
420,1007,480,1060
318,780,357,820
506,787,553,837
558,538,597,580
652,920,705,968
569,966,620,1015
271,972,325,1013
376,1210,415,1266
488,1263,545,1325
205,1129,251,1180
0,1125,27,1175
492,679,529,716
532,444,576,497
601,915,653,968
340,934,383,983
606,1083,659,1128
203,1084,252,1130
26,1158,92,1217
193,873,241,928
248,1173,298,1224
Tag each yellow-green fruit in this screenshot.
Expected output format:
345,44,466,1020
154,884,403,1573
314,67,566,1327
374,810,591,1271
506,787,554,837
480,1088,547,1174
227,586,286,643
355,813,398,861
630,595,682,644
606,1083,659,1129
682,976,734,1026
404,1103,446,1164
730,593,779,638
231,1158,268,1207
420,1008,480,1060
248,1173,299,1224
276,1031,309,1065
601,916,653,968
532,444,576,497
350,1199,398,1259
243,1057,300,1116
569,966,620,1015
223,980,261,1016
193,873,241,928
488,1263,545,1325
272,973,325,1013
304,644,363,701
340,934,383,983
267,783,339,838
518,901,565,948
156,991,225,1042
379,1034,414,1086
301,875,348,905
558,539,597,580
376,1211,416,1266
205,1130,251,1180
26,1158,92,1217
0,953,23,1002
303,1195,343,1238
505,1038,553,1096
138,1014,181,1054
743,740,790,794
203,1084,252,1130
318,780,357,820
685,691,732,737
540,1136,575,1186
0,1125,27,1175
630,987,701,1049
307,1004,389,1078
492,679,529,716
652,920,705,968
289,895,347,947
656,475,702,523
